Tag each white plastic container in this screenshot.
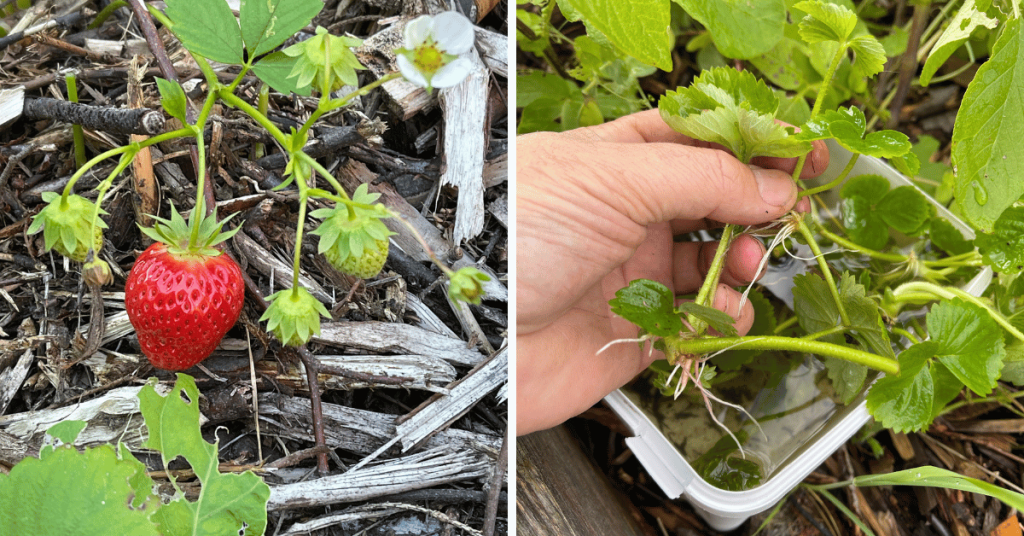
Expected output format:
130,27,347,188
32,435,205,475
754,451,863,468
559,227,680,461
605,141,992,531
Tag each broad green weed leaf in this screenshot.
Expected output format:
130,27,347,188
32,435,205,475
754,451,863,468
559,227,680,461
928,299,1005,396
0,429,159,535
164,0,244,64
676,302,737,337
854,466,1024,511
976,207,1024,275
240,0,322,58
252,51,313,96
610,279,683,338
876,186,933,235
794,0,857,44
155,78,187,123
866,342,935,432
557,0,673,70
751,37,811,91
672,0,785,59
140,374,269,536
920,0,997,86
516,71,587,133
879,27,909,57
952,18,1024,231
929,218,974,256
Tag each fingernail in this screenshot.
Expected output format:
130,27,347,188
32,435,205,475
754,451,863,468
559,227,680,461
754,168,795,207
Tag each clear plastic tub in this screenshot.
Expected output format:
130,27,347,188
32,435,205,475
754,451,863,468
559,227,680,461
604,140,992,531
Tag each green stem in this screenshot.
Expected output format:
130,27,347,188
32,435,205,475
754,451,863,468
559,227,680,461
188,128,207,246
218,89,289,147
88,0,127,29
66,73,87,169
253,83,269,159
668,335,899,375
797,215,851,326
816,225,907,262
691,224,736,332
940,386,1024,417
297,152,353,203
798,153,859,199
297,72,404,141
802,326,847,341
291,188,310,292
90,153,135,249
792,41,850,181
890,326,921,344
62,146,132,201
890,281,1024,343
774,315,800,334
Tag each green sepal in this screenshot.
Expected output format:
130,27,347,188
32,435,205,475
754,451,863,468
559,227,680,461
282,26,365,94
28,192,107,262
260,287,331,347
139,203,241,257
449,266,491,305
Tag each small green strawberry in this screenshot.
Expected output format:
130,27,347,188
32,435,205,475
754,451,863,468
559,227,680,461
310,184,395,279
448,266,491,305
28,192,107,262
261,287,331,346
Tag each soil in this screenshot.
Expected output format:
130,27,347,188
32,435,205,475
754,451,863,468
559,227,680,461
0,1,508,535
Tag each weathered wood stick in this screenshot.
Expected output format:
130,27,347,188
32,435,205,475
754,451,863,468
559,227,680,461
23,97,164,135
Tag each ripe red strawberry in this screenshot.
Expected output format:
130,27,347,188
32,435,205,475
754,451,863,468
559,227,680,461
125,205,243,371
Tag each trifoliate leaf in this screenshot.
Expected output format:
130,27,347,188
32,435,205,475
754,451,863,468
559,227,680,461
976,206,1024,275
794,0,857,45
928,298,1005,396
516,71,587,133
155,77,187,124
164,0,244,64
141,375,269,536
929,217,974,256
866,342,936,433
610,279,683,338
676,301,737,337
659,67,811,162
920,0,997,86
800,107,911,158
240,0,322,58
876,186,933,235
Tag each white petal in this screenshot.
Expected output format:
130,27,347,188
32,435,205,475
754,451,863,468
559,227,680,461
396,54,429,88
430,58,473,88
433,11,475,54
403,15,434,48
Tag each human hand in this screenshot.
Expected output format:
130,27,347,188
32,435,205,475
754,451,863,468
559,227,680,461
516,109,829,435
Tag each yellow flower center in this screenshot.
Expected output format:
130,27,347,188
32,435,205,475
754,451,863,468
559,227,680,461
414,42,444,76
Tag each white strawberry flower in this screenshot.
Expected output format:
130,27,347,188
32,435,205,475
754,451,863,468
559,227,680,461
395,11,475,92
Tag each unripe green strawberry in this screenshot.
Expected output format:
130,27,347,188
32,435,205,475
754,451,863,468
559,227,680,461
28,192,107,262
324,235,389,279
261,287,331,346
310,184,395,279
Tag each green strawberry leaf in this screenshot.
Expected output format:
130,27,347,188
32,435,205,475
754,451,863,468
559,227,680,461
0,423,159,535
140,374,269,536
952,18,1024,231
929,217,975,256
155,78,187,124
516,9,549,54
659,67,811,162
557,0,673,71
876,186,933,235
610,279,683,338
825,355,868,405
928,298,1005,396
866,342,936,432
889,150,921,179
239,0,322,58
920,0,997,86
1000,339,1024,386
672,0,785,59
164,0,244,64
792,273,844,343
252,51,313,96
930,361,964,419
676,301,737,337
840,174,890,203
840,195,888,250
847,33,887,80
976,207,1024,275
800,107,911,158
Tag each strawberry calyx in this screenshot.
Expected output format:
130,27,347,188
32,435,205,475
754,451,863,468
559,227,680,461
261,286,331,347
28,192,108,262
139,203,241,260
310,184,394,272
449,266,491,305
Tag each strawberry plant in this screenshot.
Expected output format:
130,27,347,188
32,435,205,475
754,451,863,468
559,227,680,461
519,0,1024,519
